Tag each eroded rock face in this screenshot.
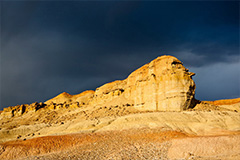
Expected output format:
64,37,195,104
45,90,95,106
0,102,46,118
1,55,196,116
45,55,196,111
91,55,196,111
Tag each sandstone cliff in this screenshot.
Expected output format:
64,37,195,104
1,55,239,120
0,55,239,160
44,55,196,112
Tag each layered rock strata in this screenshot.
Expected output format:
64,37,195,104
91,56,195,111
45,55,196,112
1,55,196,116
0,55,239,160
0,102,46,119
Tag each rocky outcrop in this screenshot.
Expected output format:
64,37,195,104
44,55,196,112
3,55,240,116
0,102,46,119
0,55,240,160
45,90,95,106
120,55,196,111
1,55,196,115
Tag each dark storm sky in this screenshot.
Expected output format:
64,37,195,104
0,1,239,110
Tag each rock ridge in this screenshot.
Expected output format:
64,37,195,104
47,55,196,111
1,55,239,119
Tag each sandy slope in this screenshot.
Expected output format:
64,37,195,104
168,134,240,159
0,128,239,160
1,108,240,143
0,100,240,159
97,111,240,135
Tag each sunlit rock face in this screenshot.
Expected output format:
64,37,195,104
0,102,46,119
90,55,196,111
14,55,195,113
45,91,95,106
125,55,196,111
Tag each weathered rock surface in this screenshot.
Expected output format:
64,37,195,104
44,55,196,112
0,55,239,160
45,90,95,106
0,55,196,119
0,102,46,119
92,55,196,111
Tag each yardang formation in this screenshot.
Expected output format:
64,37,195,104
0,55,240,160
47,55,196,111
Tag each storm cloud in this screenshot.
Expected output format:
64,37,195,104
1,1,239,109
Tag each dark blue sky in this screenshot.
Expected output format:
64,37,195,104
0,1,239,110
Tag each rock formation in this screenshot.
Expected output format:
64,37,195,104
0,102,46,119
1,55,239,118
45,55,196,112
0,55,240,160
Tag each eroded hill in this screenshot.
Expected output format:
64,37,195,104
0,55,239,160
